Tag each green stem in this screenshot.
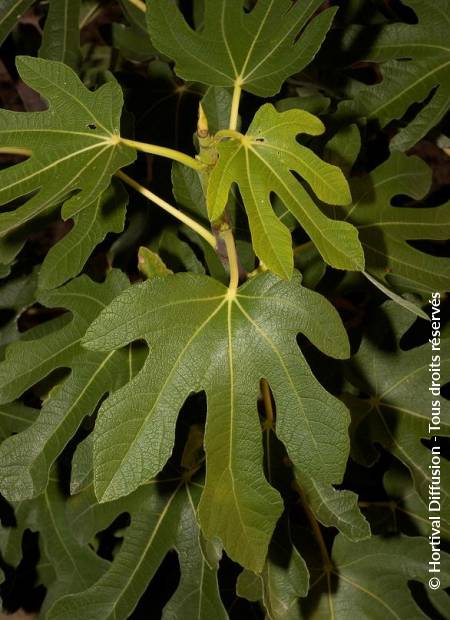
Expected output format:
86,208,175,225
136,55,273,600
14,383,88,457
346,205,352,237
120,137,205,171
127,0,146,12
220,226,239,292
116,170,217,249
229,84,242,131
215,129,242,142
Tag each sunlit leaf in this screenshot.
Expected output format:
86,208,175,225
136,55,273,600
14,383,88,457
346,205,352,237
208,104,363,278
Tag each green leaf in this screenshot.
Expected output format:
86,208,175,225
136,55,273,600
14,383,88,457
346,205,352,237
49,483,225,620
208,104,363,278
159,229,205,275
306,534,450,618
0,270,143,501
343,301,450,522
147,0,337,96
40,0,81,69
70,434,94,495
34,474,109,613
138,246,172,279
237,518,308,620
323,124,361,177
0,401,38,441
295,472,370,542
0,269,37,349
161,486,228,620
0,56,135,236
201,87,233,134
344,152,450,294
38,180,128,290
113,0,156,62
0,0,33,46
0,471,108,611
83,270,350,572
336,0,450,151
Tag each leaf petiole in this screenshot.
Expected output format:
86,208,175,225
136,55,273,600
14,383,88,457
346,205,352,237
220,225,240,293
229,83,242,131
120,137,206,171
116,170,217,249
127,0,146,12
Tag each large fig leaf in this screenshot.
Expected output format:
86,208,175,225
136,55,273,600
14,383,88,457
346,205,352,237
208,104,364,278
48,482,227,620
83,270,351,572
147,0,337,96
343,302,450,523
305,534,450,618
344,152,450,293
0,56,135,235
336,0,450,151
0,270,145,501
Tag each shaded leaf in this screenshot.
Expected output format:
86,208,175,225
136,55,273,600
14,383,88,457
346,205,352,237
0,270,145,501
38,180,128,290
306,534,450,618
147,0,337,96
49,483,225,620
40,0,81,69
344,301,450,521
336,0,450,151
295,472,370,542
237,517,308,620
0,0,33,46
343,151,450,294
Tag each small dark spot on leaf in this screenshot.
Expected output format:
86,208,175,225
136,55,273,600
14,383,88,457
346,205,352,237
87,123,97,130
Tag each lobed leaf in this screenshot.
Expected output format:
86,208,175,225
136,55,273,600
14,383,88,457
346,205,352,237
83,270,351,572
0,56,135,278
306,534,450,618
208,104,363,278
0,270,144,501
344,301,450,522
335,0,450,151
147,0,337,96
48,483,225,620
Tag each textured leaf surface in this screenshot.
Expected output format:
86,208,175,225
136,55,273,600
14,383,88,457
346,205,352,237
295,471,370,542
0,56,135,236
208,104,363,278
40,0,81,68
237,519,308,620
0,270,141,501
336,0,450,150
49,483,225,620
306,534,450,619
147,0,336,96
0,471,108,613
344,302,450,522
83,271,351,572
